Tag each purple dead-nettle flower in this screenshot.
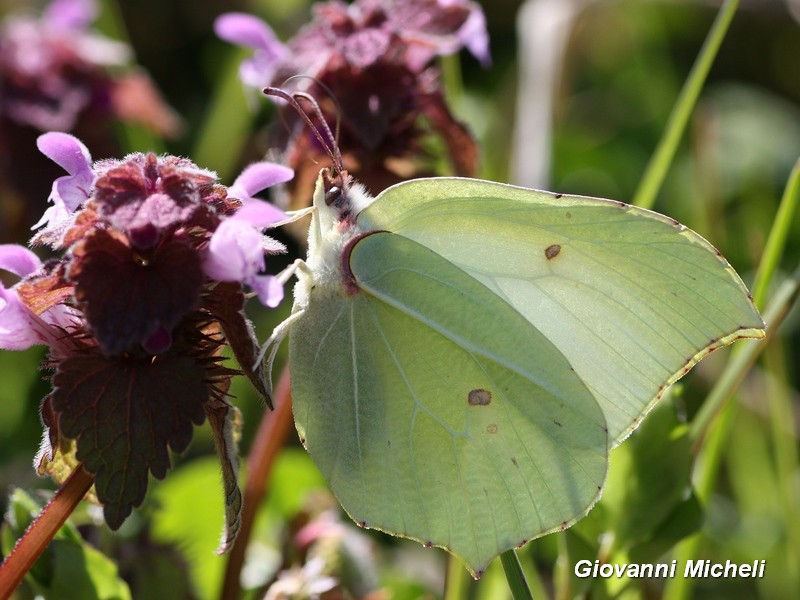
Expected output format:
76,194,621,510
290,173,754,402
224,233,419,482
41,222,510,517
0,0,181,244
0,245,47,350
214,12,289,89
204,163,293,308
1,134,292,545
216,0,490,90
33,132,95,231
0,244,80,353
0,0,180,136
0,0,129,131
43,0,99,31
215,0,489,218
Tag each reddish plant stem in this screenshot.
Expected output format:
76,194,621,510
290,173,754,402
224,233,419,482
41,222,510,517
220,364,294,600
0,465,94,599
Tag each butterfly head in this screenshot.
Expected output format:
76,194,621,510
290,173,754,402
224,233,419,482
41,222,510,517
316,166,373,231
262,87,374,236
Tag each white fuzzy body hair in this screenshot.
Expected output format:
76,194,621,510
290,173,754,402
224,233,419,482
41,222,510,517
292,174,374,311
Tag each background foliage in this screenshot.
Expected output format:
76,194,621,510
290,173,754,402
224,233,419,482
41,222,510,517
1,0,798,598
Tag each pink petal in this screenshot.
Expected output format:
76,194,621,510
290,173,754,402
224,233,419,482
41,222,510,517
0,287,40,350
229,162,294,199
0,244,42,278
249,274,284,308
36,132,94,220
233,200,286,228
203,220,264,282
458,4,491,67
214,13,284,56
36,132,92,177
44,0,98,30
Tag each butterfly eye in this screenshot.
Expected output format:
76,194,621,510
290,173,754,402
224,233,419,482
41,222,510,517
326,186,342,206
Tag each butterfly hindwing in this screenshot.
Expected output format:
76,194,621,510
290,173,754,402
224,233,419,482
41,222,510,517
291,231,607,574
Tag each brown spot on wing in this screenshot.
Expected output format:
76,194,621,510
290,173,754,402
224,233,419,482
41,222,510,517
545,244,561,260
468,389,491,406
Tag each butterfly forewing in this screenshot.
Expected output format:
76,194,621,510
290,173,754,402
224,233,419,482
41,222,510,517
356,178,765,444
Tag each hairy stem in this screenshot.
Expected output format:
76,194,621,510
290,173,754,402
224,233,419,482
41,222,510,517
220,364,294,600
0,465,94,599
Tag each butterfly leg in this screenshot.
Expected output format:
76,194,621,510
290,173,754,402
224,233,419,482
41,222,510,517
275,258,307,286
267,205,315,229
255,259,314,399
257,307,307,402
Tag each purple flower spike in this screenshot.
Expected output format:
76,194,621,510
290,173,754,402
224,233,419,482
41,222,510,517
35,132,94,229
214,13,288,88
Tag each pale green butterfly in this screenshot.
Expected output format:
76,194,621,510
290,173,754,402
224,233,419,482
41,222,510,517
262,96,765,576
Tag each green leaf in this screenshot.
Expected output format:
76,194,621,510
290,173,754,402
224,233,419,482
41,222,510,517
563,528,602,598
48,539,132,600
149,450,327,598
628,493,703,564
2,488,131,599
602,401,694,550
150,458,228,599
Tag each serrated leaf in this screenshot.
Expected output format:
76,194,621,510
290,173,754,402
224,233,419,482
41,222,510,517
205,398,243,554
51,353,209,528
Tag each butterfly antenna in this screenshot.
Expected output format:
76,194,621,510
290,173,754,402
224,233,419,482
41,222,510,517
279,75,343,158
263,86,344,174
293,90,343,171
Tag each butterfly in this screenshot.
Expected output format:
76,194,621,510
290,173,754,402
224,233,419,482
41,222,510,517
261,92,765,575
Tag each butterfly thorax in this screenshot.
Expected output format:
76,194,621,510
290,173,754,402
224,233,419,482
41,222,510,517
294,168,375,309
